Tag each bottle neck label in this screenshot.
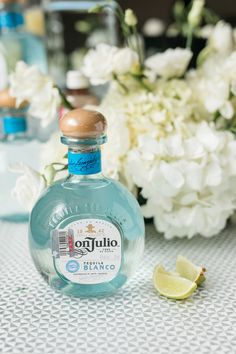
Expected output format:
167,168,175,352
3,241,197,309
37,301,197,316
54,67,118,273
3,116,27,134
68,150,101,175
0,11,24,29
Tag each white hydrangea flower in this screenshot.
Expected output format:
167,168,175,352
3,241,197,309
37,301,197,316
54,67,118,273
127,121,236,239
187,54,236,118
101,78,197,144
96,103,133,189
219,101,234,120
10,61,60,127
145,48,192,79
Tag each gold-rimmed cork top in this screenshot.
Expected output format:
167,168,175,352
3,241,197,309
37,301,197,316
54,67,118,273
60,108,107,139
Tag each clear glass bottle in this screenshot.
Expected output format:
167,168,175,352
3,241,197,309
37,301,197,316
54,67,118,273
0,0,47,89
29,108,145,298
0,89,43,221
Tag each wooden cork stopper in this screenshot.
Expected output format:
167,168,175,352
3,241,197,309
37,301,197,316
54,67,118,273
0,89,27,108
0,89,17,108
60,108,107,139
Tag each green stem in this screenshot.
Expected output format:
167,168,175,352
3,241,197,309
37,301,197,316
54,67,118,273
57,87,75,110
50,162,68,170
113,73,129,93
133,26,143,65
186,28,193,49
131,74,152,92
213,111,220,123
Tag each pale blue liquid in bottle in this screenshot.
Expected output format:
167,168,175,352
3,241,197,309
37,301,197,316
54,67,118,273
29,110,145,298
0,2,47,75
0,105,43,221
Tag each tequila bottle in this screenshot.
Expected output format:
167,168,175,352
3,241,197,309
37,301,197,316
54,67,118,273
29,108,145,297
0,89,44,221
0,0,47,90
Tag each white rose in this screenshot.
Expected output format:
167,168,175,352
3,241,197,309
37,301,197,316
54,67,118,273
10,163,46,212
198,24,214,39
187,55,230,114
28,83,60,128
234,28,236,47
209,21,234,54
203,79,229,113
145,48,192,79
224,52,236,81
82,43,117,85
112,48,139,75
10,61,60,127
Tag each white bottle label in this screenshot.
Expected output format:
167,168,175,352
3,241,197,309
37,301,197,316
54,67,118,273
51,219,122,284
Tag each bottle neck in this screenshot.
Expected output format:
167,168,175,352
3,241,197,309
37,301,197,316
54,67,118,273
0,3,24,32
67,145,102,177
0,108,27,140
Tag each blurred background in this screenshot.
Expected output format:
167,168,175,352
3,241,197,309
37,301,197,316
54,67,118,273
21,0,236,85
1,0,236,221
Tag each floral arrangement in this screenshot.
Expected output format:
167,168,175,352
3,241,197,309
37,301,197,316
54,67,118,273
10,1,236,239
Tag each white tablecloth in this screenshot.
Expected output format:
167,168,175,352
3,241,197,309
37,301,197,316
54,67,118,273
0,222,236,354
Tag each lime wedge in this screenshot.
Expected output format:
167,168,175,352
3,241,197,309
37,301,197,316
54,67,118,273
153,265,197,300
176,255,206,285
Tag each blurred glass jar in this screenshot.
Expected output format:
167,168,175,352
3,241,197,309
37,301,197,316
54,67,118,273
0,89,45,222
43,0,118,87
66,70,99,107
0,0,47,91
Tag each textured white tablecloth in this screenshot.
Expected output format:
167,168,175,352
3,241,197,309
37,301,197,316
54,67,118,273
0,222,236,354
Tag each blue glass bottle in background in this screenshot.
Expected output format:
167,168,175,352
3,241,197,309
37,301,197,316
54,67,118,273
0,89,43,221
0,0,47,88
29,108,145,298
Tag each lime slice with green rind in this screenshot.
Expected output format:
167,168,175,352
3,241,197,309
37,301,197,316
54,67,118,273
176,255,206,285
153,265,197,300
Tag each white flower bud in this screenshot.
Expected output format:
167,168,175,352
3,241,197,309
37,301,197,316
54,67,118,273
43,165,57,186
124,9,138,27
188,0,205,28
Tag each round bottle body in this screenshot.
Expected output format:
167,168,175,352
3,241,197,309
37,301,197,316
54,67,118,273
29,176,145,298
